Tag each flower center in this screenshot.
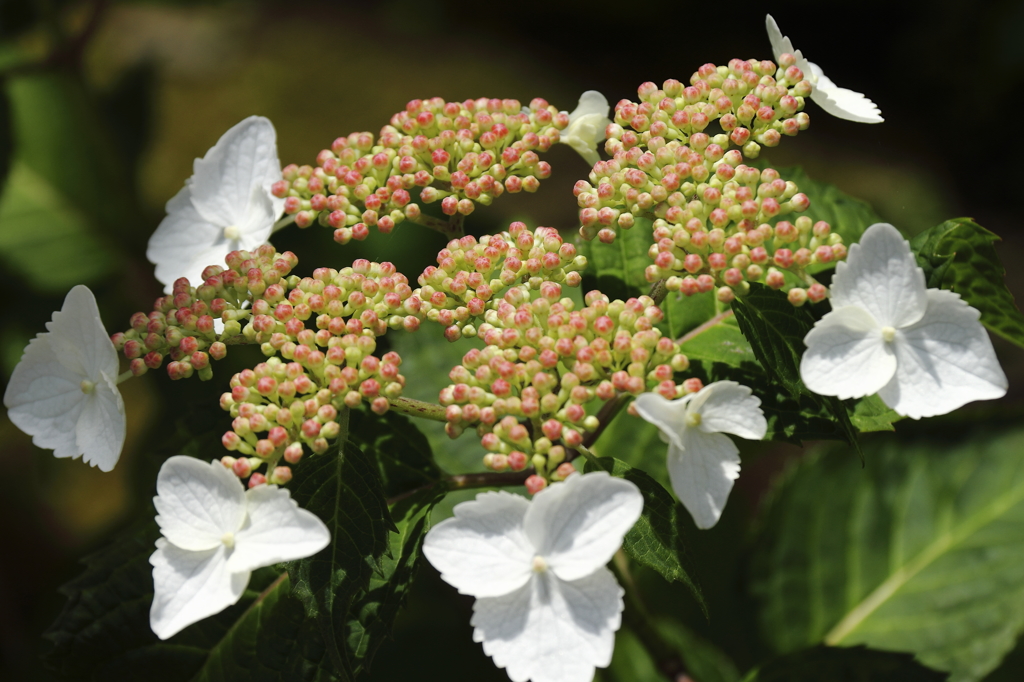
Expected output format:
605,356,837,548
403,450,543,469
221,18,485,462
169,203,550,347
221,532,235,549
881,326,897,343
531,555,548,573
80,379,95,394
223,224,241,241
685,411,702,428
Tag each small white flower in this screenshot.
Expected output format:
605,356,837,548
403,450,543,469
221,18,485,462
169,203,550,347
634,382,767,530
800,223,1007,419
559,91,611,166
765,15,883,124
3,285,125,472
422,471,643,682
149,456,330,640
146,116,286,294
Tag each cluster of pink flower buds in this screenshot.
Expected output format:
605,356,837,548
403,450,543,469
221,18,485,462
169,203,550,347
271,97,570,242
415,222,587,340
438,289,690,480
218,347,405,487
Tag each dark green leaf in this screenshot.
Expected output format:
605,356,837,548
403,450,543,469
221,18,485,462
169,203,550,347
287,425,394,678
656,617,741,682
0,85,11,193
584,456,705,616
910,217,1024,350
741,645,947,681
577,215,654,300
348,409,441,498
751,427,1024,680
345,487,443,676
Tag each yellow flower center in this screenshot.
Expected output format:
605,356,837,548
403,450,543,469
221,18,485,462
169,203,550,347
881,326,897,343
80,379,95,394
221,532,235,549
531,555,548,573
685,411,702,428
223,225,241,241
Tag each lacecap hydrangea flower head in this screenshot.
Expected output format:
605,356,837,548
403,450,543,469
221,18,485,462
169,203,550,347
3,285,126,472
422,471,643,682
800,222,1007,418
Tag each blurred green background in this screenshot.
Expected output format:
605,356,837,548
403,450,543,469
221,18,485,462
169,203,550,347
1,0,1023,680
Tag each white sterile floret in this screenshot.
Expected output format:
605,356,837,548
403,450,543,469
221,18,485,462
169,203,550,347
422,471,643,682
146,116,286,293
800,223,1008,419
149,456,329,639
3,285,125,472
634,382,767,530
765,15,883,124
559,91,612,166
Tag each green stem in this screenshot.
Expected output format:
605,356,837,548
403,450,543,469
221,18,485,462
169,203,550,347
387,396,448,422
649,278,668,306
677,309,734,345
271,214,296,234
116,369,133,384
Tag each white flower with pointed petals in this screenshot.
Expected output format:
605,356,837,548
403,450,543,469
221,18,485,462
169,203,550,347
3,285,125,472
422,471,643,682
147,116,286,293
800,223,1007,419
559,91,611,166
766,14,883,124
634,382,767,530
149,456,330,639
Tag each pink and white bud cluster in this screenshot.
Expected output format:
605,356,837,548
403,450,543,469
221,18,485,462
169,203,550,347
416,223,586,340
112,246,300,381
439,290,690,480
272,97,565,241
218,349,404,486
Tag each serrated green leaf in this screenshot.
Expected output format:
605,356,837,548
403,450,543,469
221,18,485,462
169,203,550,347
751,428,1024,681
910,217,1024,350
346,487,443,676
584,456,705,616
577,215,654,300
348,409,441,499
849,394,902,433
287,425,394,678
740,645,948,682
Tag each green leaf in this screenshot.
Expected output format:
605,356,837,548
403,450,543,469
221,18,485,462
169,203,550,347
577,215,654,300
751,427,1024,681
849,395,902,433
345,487,443,676
584,456,705,615
678,313,758,370
655,617,741,682
664,290,717,339
287,427,394,678
348,409,441,498
0,85,11,193
910,218,1024,350
741,645,948,682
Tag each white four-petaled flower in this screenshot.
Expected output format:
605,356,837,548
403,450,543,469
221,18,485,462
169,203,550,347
146,116,286,293
3,285,126,471
422,471,643,682
766,14,883,124
149,456,330,640
634,382,767,530
559,91,612,167
800,222,1007,419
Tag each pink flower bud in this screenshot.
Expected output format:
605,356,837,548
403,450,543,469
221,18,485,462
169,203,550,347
248,472,267,488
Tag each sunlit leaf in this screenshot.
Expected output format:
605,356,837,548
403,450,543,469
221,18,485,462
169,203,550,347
577,215,654,300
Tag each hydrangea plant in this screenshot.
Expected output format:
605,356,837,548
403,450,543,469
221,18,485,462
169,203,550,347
5,11,1024,682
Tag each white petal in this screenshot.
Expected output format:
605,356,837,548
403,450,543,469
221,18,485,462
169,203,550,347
226,485,330,573
190,116,282,227
472,568,623,682
807,62,836,90
561,91,611,166
75,371,126,472
237,183,277,250
4,335,86,460
149,538,248,640
878,289,1008,419
689,381,768,440
667,432,740,530
422,490,534,598
147,185,224,292
524,472,643,582
801,305,897,400
154,457,247,551
765,14,797,63
830,223,928,328
45,285,119,380
812,86,884,124
633,392,692,450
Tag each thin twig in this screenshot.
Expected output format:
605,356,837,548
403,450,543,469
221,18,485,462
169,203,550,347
387,396,448,422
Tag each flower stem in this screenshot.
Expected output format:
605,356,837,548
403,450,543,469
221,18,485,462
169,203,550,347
649,278,669,306
387,396,448,422
116,369,133,384
271,214,296,234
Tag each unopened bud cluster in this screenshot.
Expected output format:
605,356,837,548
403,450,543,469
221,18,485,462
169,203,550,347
272,97,571,242
415,223,587,340
439,290,691,481
111,245,300,380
